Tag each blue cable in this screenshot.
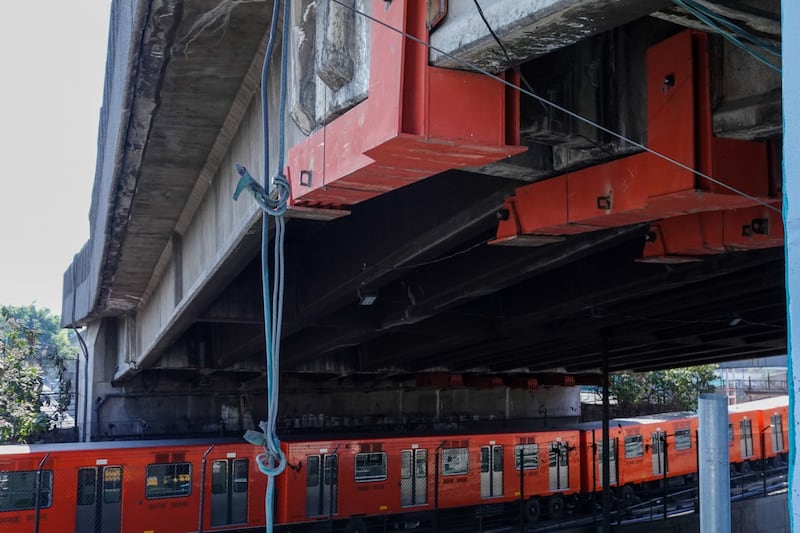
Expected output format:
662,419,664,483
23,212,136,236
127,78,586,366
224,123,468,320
673,0,781,74
234,0,291,531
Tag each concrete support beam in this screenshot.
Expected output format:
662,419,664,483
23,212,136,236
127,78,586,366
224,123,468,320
429,0,670,71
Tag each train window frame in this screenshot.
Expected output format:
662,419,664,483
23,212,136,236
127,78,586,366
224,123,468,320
354,452,387,482
442,447,469,476
145,462,192,499
624,435,644,459
728,423,734,443
771,414,785,452
514,444,539,470
674,429,692,451
0,470,53,512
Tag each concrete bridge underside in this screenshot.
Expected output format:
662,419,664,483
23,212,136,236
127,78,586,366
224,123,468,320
62,0,784,440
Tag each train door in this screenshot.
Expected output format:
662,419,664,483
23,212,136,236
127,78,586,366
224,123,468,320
651,431,666,475
400,448,427,507
480,444,504,498
597,438,617,486
210,459,248,527
306,454,338,517
548,442,569,490
75,466,122,533
739,419,754,458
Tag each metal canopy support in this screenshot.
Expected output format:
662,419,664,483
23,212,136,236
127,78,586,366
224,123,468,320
698,393,731,533
783,2,800,528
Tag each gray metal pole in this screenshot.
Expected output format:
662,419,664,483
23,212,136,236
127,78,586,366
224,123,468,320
602,338,611,532
698,393,730,533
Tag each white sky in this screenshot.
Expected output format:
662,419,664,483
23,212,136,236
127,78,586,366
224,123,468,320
0,2,111,314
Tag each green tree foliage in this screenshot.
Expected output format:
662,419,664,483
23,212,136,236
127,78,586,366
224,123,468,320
0,305,77,443
610,365,718,416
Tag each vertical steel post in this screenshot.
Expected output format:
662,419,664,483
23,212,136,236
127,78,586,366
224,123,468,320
592,432,597,525
34,453,49,533
783,3,800,527
602,336,611,532
198,445,214,533
698,393,730,533
662,435,668,519
519,446,525,532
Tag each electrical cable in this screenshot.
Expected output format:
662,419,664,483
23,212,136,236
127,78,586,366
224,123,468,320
675,0,781,57
330,0,781,215
232,1,291,531
673,0,781,73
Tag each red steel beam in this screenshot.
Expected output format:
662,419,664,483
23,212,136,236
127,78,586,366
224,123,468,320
287,1,524,209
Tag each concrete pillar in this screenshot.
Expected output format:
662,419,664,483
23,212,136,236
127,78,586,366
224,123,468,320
784,2,800,529
698,393,730,533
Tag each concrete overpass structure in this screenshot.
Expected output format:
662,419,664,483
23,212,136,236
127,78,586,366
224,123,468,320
62,0,784,443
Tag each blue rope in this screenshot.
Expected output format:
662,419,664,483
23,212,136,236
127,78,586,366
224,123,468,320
234,0,291,531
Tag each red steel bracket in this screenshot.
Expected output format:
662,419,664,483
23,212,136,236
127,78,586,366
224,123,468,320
493,30,777,248
287,0,525,209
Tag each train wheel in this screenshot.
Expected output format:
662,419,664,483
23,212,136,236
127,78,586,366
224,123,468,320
344,518,367,533
547,495,564,519
620,484,636,509
524,497,541,523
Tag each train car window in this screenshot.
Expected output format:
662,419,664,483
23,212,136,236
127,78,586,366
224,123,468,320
442,448,469,476
401,451,412,479
480,447,490,473
233,460,249,493
77,468,96,506
771,414,785,452
492,446,503,472
307,456,320,487
624,435,643,459
323,455,337,486
0,471,53,511
416,452,427,479
355,452,387,482
145,463,192,499
514,444,539,470
674,429,692,451
739,419,754,457
103,467,122,504
728,424,734,442
212,461,227,495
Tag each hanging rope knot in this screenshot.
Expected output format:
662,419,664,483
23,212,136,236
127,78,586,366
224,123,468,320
244,420,287,476
233,163,291,216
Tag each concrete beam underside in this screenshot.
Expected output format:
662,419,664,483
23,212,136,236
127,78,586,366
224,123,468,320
430,0,671,71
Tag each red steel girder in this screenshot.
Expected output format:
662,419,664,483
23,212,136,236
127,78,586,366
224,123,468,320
493,30,776,246
640,205,784,263
287,0,524,209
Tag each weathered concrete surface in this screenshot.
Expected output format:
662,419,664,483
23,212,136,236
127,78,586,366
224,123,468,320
429,0,671,71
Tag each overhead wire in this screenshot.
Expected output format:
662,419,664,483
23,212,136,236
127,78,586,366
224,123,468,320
329,0,781,215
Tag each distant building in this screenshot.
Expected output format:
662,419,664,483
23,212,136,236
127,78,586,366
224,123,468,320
716,356,788,404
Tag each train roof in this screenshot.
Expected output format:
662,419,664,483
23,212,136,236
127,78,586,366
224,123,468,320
728,395,788,413
572,411,696,430
0,437,248,456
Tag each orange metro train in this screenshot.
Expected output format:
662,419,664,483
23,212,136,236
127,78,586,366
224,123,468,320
0,396,787,532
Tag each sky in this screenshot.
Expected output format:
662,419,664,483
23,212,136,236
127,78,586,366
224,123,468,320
0,2,111,314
